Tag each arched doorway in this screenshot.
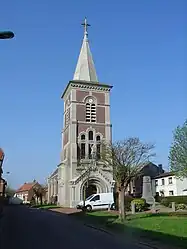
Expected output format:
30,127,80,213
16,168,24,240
80,177,109,201
86,184,97,198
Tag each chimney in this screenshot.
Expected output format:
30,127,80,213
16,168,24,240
158,164,163,173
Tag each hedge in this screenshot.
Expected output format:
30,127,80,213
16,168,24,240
158,196,187,207
114,193,147,211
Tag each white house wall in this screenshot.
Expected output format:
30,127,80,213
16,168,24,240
153,175,187,197
176,177,187,196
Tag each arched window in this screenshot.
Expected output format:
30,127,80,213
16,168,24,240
88,144,93,159
96,135,101,159
96,135,100,141
80,143,85,159
81,134,85,140
88,131,93,140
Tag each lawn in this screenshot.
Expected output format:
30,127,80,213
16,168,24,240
31,204,60,209
70,211,187,248
128,215,187,238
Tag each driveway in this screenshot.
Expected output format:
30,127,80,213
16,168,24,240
0,206,151,249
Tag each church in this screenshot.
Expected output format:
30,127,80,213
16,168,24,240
47,19,114,208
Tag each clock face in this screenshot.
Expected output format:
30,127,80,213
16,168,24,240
88,98,93,103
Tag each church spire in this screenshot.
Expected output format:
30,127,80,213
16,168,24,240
73,18,98,82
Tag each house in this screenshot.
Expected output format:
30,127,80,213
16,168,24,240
15,181,41,204
152,172,187,197
127,162,164,197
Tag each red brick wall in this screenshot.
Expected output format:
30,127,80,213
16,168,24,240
92,92,105,105
76,90,89,102
76,105,86,121
96,106,105,123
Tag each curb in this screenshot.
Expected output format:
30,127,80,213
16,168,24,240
83,223,161,249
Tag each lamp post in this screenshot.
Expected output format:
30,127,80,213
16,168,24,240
0,31,14,40
0,148,5,179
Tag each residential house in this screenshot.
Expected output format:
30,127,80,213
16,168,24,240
15,181,41,204
127,162,164,197
152,172,187,197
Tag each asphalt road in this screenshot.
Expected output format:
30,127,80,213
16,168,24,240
0,206,150,249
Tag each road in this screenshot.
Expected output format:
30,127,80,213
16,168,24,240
0,206,150,249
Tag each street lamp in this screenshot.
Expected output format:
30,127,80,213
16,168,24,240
0,148,5,174
0,31,14,39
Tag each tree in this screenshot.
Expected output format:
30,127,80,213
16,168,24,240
5,186,15,197
33,185,46,205
101,137,155,221
169,120,187,178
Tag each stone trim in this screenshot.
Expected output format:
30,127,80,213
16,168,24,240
70,83,111,92
61,80,113,99
71,101,110,107
72,121,112,127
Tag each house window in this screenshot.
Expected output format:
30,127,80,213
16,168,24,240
168,177,173,184
155,180,158,186
169,190,174,196
162,179,165,185
85,98,96,123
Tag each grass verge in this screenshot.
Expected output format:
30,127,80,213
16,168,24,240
31,204,60,210
69,211,187,248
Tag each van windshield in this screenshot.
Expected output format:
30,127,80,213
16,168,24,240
86,194,94,201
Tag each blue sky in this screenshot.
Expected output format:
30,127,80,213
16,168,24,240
0,0,186,188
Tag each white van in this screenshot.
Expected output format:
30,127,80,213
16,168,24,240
9,196,23,205
77,192,115,211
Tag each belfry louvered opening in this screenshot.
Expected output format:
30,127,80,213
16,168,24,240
86,103,96,123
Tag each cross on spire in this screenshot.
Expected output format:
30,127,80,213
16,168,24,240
81,17,90,37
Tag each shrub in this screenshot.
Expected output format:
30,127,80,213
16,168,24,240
176,203,187,210
131,198,146,212
160,198,170,207
159,196,187,207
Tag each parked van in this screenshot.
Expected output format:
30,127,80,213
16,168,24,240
77,192,115,211
9,196,23,205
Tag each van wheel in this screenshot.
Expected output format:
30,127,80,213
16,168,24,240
111,203,115,210
86,205,92,212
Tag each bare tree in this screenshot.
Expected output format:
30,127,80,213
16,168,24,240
33,185,46,205
101,137,155,221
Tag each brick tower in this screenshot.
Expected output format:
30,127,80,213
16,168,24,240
58,18,114,207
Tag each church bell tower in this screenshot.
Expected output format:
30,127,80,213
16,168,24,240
58,18,114,207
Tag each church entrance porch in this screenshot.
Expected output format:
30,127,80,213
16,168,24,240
80,177,109,201
85,184,97,198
